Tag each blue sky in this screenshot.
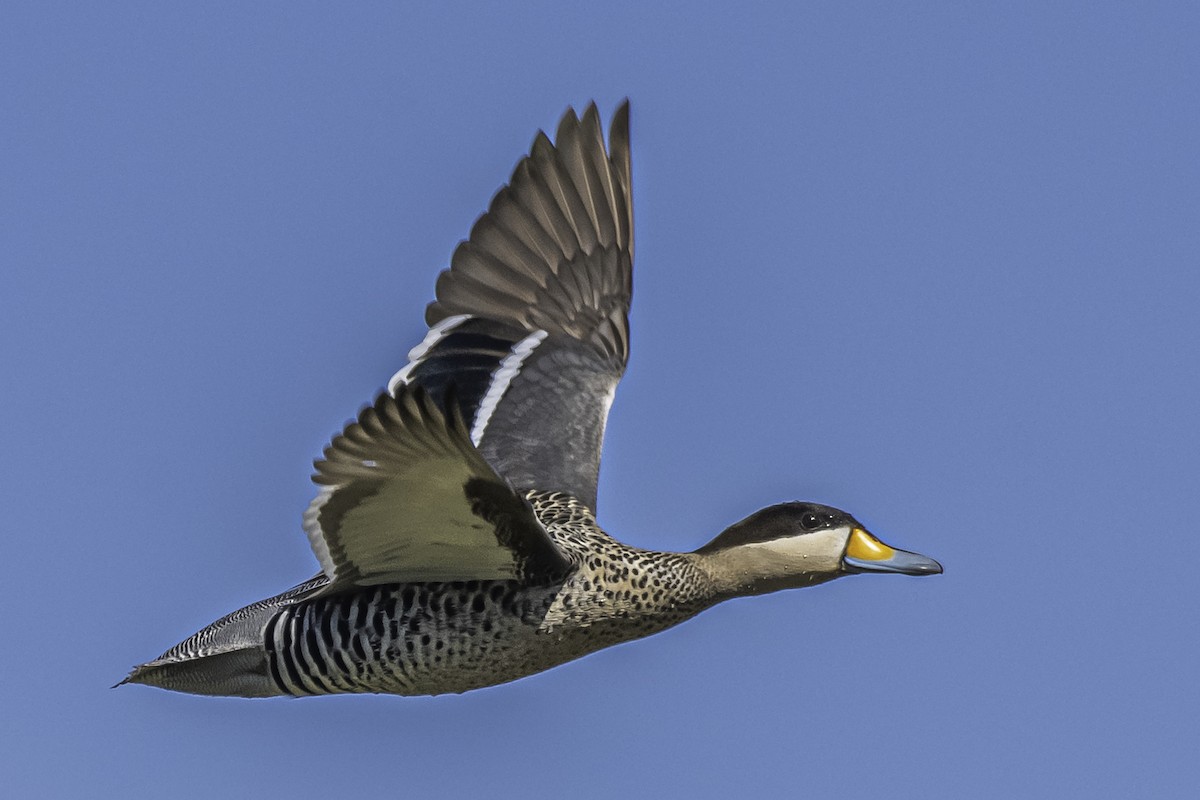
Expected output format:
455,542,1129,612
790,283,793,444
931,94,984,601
3,2,1198,797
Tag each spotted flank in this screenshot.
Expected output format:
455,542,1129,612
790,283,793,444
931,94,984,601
121,102,941,699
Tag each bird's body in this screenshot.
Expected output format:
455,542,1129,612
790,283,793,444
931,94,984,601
123,102,941,699
143,492,710,697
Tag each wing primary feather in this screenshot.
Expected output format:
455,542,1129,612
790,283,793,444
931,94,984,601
608,100,633,261
549,115,600,253
469,215,551,287
571,104,617,248
559,107,602,246
488,187,560,274
528,133,581,259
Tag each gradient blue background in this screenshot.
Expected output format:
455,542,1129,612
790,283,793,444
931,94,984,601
4,3,1197,797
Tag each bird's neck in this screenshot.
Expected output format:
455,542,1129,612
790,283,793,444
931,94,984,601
690,540,842,600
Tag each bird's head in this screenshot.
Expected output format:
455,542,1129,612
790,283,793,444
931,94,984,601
694,502,942,597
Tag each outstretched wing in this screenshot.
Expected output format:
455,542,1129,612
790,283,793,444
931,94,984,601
303,385,572,593
388,102,633,512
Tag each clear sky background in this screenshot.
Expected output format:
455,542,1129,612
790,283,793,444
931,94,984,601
3,3,1197,798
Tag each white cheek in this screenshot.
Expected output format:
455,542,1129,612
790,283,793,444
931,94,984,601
748,528,848,571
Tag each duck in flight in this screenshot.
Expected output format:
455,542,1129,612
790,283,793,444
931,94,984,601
122,102,941,698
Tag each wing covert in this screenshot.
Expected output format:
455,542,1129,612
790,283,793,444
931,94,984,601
303,386,572,593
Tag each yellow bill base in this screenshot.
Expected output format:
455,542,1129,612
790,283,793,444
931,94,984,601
846,527,897,562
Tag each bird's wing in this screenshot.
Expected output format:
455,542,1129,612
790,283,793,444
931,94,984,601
303,384,572,593
388,102,633,512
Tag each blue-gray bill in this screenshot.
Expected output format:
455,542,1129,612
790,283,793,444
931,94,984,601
844,550,942,575
842,527,943,575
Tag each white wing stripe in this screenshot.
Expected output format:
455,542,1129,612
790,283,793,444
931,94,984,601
470,330,548,446
386,314,472,395
303,485,339,581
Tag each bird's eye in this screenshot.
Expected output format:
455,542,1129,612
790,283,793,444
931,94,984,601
800,512,821,531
